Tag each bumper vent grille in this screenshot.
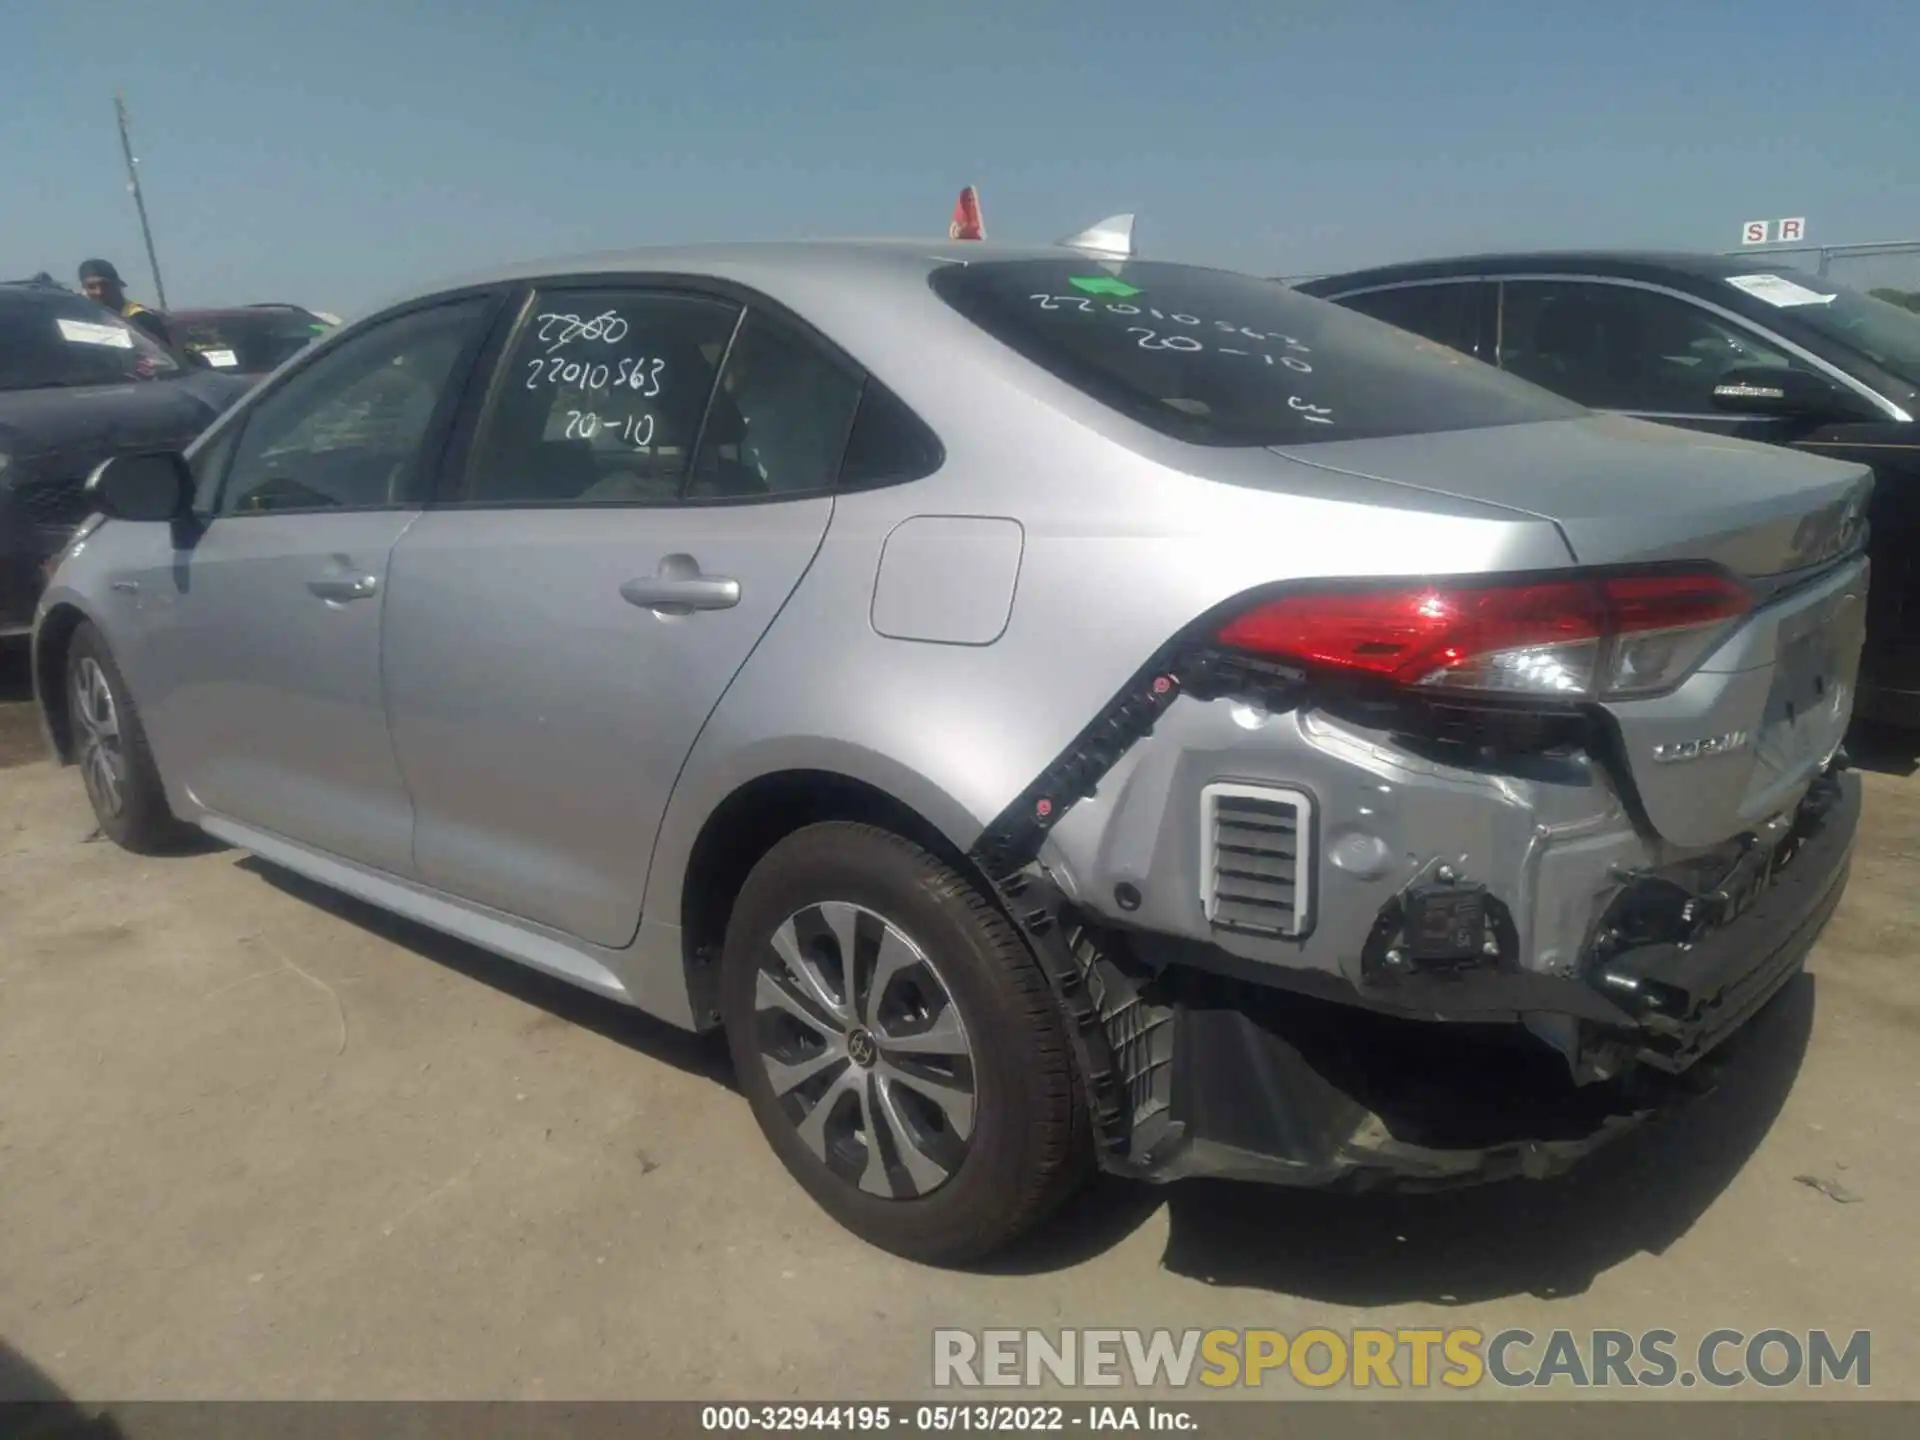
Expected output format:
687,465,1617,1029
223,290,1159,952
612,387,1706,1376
1200,783,1313,938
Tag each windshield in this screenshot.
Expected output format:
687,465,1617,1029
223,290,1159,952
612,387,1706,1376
177,310,332,374
0,292,183,391
929,258,1584,446
1722,271,1920,389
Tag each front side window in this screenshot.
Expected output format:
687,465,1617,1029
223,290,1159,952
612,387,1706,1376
189,421,243,514
685,310,864,500
929,258,1580,447
0,294,182,392
1727,272,1920,390
216,297,492,516
458,289,741,506
1498,280,1818,414
1336,281,1487,357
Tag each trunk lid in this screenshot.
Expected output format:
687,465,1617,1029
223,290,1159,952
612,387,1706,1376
1271,413,1872,580
1273,414,1874,847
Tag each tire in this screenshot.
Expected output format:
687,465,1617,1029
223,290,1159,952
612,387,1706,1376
721,821,1092,1265
65,622,191,854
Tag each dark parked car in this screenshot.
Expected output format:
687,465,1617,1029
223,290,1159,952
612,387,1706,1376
0,281,251,637
170,304,337,383
1297,253,1920,724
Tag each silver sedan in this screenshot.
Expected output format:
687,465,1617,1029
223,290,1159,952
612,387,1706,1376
32,231,1869,1263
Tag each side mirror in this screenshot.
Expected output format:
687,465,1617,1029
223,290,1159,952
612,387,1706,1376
85,451,193,522
1710,366,1863,421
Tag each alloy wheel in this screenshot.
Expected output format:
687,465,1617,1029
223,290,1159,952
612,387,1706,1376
71,657,126,819
752,901,978,1199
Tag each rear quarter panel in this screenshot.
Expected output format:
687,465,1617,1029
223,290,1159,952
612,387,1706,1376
640,325,1576,927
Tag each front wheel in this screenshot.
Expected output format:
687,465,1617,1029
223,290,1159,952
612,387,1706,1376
66,622,191,853
721,822,1091,1265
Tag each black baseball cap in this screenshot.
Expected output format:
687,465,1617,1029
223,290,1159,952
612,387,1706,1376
78,259,122,284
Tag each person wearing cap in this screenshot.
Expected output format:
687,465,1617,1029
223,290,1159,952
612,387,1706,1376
77,258,172,347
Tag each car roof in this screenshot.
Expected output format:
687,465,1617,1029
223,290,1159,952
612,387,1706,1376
0,285,110,322
1293,249,1789,294
0,281,83,306
357,238,1181,316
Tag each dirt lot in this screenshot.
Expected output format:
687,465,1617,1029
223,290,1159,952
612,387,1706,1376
3,639,1919,1402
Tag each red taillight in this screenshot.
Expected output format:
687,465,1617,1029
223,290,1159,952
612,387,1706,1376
1216,570,1750,700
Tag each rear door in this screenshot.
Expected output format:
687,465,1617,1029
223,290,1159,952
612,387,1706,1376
381,282,866,948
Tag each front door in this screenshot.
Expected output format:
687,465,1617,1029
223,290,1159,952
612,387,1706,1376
130,295,499,873
382,284,866,947
1794,427,1920,715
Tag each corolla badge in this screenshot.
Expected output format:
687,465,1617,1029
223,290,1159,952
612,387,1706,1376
1652,731,1750,764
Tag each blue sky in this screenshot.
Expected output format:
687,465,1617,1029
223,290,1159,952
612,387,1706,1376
3,0,1914,315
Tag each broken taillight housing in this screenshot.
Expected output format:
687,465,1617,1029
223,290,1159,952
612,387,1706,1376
1215,569,1751,701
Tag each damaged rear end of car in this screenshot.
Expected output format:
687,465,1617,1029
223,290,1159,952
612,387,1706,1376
978,537,1864,1189
932,261,1872,1193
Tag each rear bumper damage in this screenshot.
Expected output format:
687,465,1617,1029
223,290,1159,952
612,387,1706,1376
969,634,1859,1191
1012,765,1852,1190
1118,766,1853,1189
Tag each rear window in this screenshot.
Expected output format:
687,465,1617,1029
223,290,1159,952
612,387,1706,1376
0,293,182,392
177,311,332,374
929,259,1583,446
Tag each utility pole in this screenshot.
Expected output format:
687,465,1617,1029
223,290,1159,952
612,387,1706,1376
114,89,168,309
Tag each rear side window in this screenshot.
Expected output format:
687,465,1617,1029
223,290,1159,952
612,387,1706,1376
1334,281,1488,358
930,259,1582,447
838,380,944,490
685,309,863,501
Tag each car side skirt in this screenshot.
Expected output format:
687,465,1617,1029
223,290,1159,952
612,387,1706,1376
194,811,703,1030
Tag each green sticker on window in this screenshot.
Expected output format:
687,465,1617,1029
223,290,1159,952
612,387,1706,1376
1069,276,1141,297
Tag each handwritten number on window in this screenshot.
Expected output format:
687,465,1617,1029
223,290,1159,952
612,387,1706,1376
527,354,665,396
1030,293,1096,313
1128,328,1204,352
535,311,630,354
616,357,665,396
564,409,655,446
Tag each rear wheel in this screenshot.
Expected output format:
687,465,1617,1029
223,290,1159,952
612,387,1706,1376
66,623,190,853
721,822,1091,1265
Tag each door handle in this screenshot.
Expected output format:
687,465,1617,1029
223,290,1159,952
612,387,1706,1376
620,554,740,616
307,573,379,602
